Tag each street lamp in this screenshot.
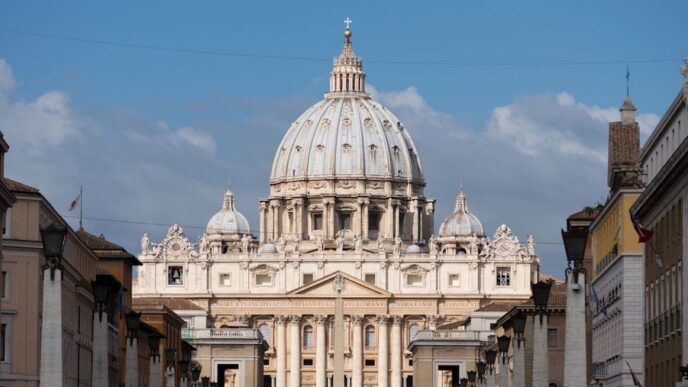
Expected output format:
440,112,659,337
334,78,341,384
485,349,497,374
179,360,189,383
191,368,201,386
125,311,141,345
201,376,210,387
531,280,553,323
165,347,177,369
147,333,161,361
40,224,67,280
561,228,588,286
460,377,468,387
467,370,476,386
92,278,110,322
512,312,527,346
497,335,511,361
476,361,486,382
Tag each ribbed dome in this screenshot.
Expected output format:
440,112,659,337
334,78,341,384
439,190,484,237
269,27,423,184
206,189,251,236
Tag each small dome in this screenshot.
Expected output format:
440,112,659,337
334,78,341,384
406,244,421,253
260,243,276,253
206,188,251,236
439,189,484,237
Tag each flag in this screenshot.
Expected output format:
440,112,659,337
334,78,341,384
68,192,81,212
629,210,653,243
591,286,607,317
626,360,642,387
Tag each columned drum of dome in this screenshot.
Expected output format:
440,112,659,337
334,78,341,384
262,27,435,248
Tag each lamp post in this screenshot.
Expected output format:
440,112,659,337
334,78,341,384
497,335,511,387
201,376,210,387
124,311,141,387
476,361,486,386
39,224,67,387
191,361,202,387
460,377,469,387
531,281,552,387
511,312,527,387
467,370,476,387
91,278,110,386
148,333,162,387
561,228,589,387
165,347,177,387
484,349,497,387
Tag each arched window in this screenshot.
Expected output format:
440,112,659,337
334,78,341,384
365,326,376,348
457,248,467,256
259,323,270,344
303,326,314,348
408,323,420,341
220,325,230,329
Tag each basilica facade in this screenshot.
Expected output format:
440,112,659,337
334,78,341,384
133,25,540,387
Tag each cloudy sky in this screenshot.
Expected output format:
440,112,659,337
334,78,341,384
1,1,685,275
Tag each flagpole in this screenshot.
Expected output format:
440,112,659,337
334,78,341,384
79,186,83,229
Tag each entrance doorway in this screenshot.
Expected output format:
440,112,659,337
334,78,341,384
263,375,273,387
216,363,240,387
438,365,460,387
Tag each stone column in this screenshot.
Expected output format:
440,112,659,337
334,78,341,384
290,315,302,387
149,355,161,387
386,198,394,239
532,315,549,387
498,356,509,387
92,310,109,387
394,203,400,238
486,369,495,387
377,315,390,387
40,268,63,387
512,338,525,387
563,272,586,387
351,316,363,387
391,316,403,387
166,365,175,387
259,201,268,243
276,316,288,387
316,315,328,387
125,336,138,387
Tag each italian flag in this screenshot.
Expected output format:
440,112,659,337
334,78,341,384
68,192,81,212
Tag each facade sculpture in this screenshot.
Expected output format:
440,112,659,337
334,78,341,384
134,24,540,387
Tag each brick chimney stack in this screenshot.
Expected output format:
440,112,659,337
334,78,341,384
607,96,640,189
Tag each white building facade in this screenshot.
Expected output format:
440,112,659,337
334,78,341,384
134,25,540,387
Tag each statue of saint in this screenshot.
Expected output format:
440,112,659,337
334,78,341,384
276,235,285,253
527,234,536,256
393,237,402,255
292,235,300,252
199,233,209,253
241,234,251,254
316,235,324,252
354,235,363,253
429,235,438,255
377,237,385,253
141,233,150,254
336,232,345,253
469,235,478,255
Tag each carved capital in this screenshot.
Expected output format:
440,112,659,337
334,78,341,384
314,315,329,325
289,315,302,325
393,315,405,325
357,197,369,206
274,315,290,325
376,315,391,324
351,315,364,326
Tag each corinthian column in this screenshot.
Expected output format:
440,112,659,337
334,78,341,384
391,316,403,387
290,315,302,387
276,316,288,387
377,315,390,387
316,315,328,387
351,316,364,387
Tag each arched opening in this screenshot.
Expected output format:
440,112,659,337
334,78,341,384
365,325,376,348
303,325,314,348
259,323,270,344
368,208,382,239
408,323,420,341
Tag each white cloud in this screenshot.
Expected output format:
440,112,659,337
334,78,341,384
0,59,16,97
176,126,217,154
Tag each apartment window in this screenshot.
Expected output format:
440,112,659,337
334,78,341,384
364,273,376,285
303,273,314,285
548,328,558,348
255,273,272,286
496,267,511,287
219,273,231,286
312,213,323,231
303,326,314,348
365,326,376,348
0,323,6,362
168,266,183,285
338,211,352,231
406,273,423,287
448,274,460,287
1,271,7,299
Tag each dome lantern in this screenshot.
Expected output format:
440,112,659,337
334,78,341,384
327,19,366,96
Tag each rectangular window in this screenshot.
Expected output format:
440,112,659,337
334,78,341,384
219,273,231,286
339,212,352,231
0,323,5,362
263,359,270,366
548,328,558,348
406,274,423,287
496,267,511,287
313,213,323,231
2,208,10,238
168,266,183,285
365,359,376,367
368,211,381,232
364,273,376,285
255,274,272,286
303,273,314,285
1,271,7,299
303,358,314,366
448,274,460,287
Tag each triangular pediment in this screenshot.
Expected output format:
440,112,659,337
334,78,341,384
288,271,391,297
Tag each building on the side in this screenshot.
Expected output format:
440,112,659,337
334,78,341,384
133,25,541,387
0,132,16,342
0,178,98,386
76,228,142,386
496,281,567,387
589,95,645,386
632,58,688,387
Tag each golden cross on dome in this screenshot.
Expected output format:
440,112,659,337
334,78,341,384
344,17,352,30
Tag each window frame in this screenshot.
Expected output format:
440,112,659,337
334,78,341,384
219,273,232,287
496,267,511,287
364,273,376,285
364,325,376,348
167,265,184,286
448,273,460,288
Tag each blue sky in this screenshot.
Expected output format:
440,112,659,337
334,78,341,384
1,1,686,276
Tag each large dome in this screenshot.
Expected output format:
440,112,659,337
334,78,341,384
269,28,423,185
439,190,484,237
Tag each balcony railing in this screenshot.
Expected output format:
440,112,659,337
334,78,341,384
412,330,481,341
182,327,263,341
